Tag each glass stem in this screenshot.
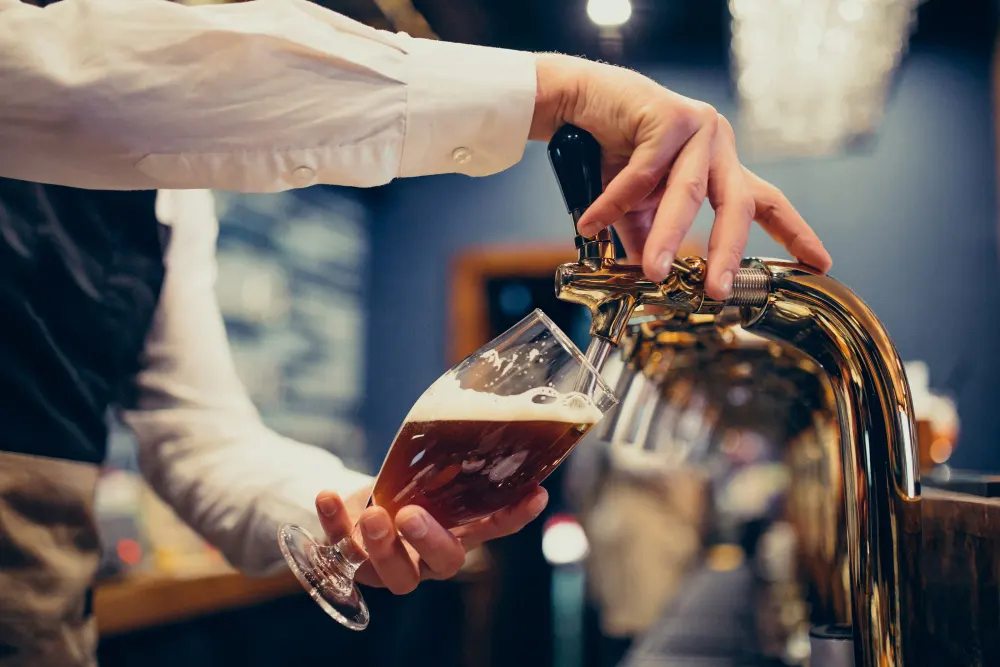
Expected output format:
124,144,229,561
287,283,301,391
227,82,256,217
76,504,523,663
312,523,369,595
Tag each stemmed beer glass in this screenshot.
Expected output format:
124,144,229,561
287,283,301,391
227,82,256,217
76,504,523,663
278,309,617,630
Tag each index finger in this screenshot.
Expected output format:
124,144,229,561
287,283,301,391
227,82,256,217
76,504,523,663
454,486,549,552
703,117,754,300
577,107,705,236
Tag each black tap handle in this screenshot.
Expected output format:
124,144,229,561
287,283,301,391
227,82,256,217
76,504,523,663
548,124,602,218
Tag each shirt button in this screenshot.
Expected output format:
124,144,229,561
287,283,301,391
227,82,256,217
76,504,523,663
291,166,315,184
451,147,473,165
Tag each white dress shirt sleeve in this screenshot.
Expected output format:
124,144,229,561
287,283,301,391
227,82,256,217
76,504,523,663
120,189,373,576
0,0,537,192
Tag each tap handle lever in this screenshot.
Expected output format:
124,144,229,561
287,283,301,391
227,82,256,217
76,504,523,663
548,124,603,222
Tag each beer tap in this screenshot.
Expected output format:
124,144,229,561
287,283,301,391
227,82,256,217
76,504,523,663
548,124,923,667
547,125,771,365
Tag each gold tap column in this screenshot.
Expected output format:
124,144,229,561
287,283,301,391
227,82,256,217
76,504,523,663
738,259,922,667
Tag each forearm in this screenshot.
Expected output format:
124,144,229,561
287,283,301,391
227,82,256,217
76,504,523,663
123,189,374,574
0,0,535,191
127,409,373,575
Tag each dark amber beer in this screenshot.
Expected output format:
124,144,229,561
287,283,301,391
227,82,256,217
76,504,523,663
371,377,603,526
374,418,594,526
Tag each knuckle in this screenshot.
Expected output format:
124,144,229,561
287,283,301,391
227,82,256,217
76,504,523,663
678,101,703,133
631,168,662,196
754,195,779,226
688,100,714,119
716,113,734,135
677,175,707,206
704,110,720,139
688,102,718,132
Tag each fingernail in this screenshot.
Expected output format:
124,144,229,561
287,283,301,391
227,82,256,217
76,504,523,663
655,251,675,280
318,497,339,517
399,512,428,539
719,270,734,298
528,490,549,518
362,514,389,540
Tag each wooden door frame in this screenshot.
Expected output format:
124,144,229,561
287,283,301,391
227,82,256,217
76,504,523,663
449,244,576,365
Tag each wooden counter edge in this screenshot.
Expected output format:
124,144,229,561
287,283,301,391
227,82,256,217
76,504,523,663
922,487,1000,537
95,570,303,637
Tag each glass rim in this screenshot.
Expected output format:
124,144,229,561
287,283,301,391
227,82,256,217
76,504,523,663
526,308,618,406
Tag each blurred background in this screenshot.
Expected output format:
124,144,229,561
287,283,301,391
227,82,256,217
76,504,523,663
90,1,998,666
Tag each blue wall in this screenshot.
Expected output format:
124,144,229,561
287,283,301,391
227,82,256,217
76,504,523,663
365,49,1000,471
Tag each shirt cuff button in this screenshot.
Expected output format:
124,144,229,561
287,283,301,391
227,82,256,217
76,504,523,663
451,147,473,165
292,166,315,185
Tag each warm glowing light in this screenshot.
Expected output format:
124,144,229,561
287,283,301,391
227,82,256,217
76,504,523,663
542,517,589,565
116,538,143,566
587,0,632,27
929,438,953,464
707,544,745,572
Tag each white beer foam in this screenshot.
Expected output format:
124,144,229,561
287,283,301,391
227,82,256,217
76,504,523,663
405,375,604,425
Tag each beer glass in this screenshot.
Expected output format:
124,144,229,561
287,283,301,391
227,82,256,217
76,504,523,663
277,309,617,631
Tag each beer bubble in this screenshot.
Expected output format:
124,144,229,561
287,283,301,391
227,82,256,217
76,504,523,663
529,387,560,405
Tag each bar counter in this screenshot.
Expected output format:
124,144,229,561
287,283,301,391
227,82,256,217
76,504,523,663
95,569,302,637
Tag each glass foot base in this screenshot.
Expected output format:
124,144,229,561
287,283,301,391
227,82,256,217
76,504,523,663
278,524,369,631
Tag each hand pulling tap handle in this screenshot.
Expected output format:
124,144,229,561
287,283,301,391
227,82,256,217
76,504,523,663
547,124,690,275
547,124,603,226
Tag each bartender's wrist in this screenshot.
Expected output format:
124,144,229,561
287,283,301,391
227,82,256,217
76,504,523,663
529,53,585,142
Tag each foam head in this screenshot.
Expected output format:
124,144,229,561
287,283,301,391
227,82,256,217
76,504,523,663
405,374,605,424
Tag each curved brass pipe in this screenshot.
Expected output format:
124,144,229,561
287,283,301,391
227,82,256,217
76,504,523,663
557,255,922,667
737,259,922,667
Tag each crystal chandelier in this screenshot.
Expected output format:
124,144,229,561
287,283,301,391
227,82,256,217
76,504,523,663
729,0,924,160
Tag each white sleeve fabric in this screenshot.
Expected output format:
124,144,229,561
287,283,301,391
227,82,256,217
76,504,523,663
0,0,537,192
121,189,372,575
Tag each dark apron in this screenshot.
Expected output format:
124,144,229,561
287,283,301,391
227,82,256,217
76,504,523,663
0,178,166,667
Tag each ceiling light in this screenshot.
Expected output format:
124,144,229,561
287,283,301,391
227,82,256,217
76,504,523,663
587,0,632,27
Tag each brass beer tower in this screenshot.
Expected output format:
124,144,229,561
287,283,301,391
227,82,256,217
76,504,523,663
548,125,921,667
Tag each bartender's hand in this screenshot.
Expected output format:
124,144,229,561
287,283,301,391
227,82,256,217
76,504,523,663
313,486,548,594
530,54,833,300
